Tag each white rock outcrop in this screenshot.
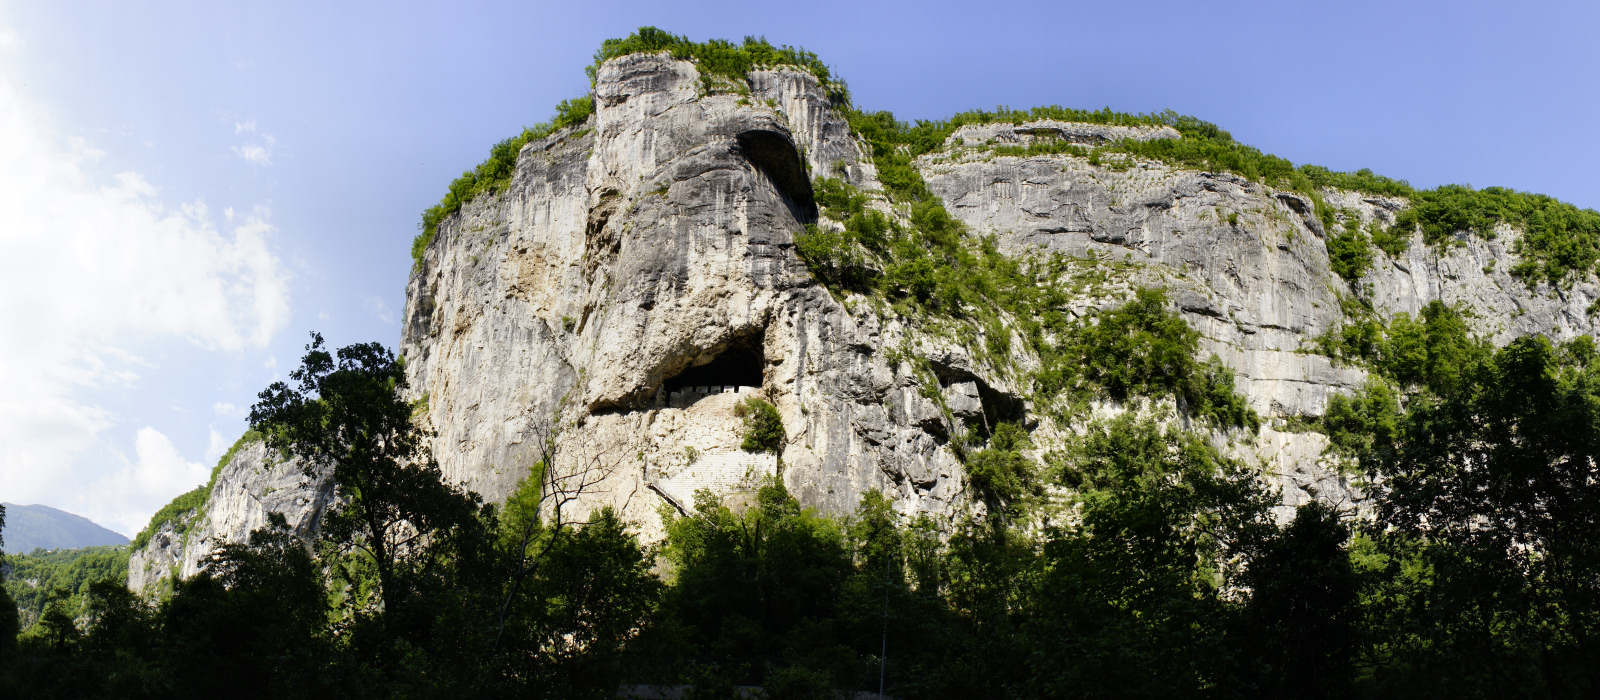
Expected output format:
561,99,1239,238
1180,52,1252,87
128,440,332,595
130,51,1600,589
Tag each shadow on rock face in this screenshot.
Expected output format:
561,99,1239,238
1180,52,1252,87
736,129,817,225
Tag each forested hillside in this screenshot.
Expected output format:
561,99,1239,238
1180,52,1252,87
5,331,1598,696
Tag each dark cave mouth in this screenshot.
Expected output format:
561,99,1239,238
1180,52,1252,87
662,339,765,397
736,129,817,224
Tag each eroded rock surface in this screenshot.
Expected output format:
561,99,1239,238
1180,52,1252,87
128,440,332,595
918,136,1600,513
399,54,969,542
132,51,1600,586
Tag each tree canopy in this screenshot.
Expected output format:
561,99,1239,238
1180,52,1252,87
7,329,1600,697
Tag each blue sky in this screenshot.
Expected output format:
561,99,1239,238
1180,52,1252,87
1,0,1595,536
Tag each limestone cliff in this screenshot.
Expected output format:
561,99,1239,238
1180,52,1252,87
127,440,332,594
129,49,1600,591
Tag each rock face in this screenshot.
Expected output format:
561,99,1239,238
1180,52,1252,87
398,53,969,540
130,51,1600,586
915,126,1600,514
127,440,332,595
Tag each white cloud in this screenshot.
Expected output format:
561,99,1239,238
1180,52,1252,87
233,143,271,165
91,428,212,536
231,121,274,165
212,401,241,417
366,296,397,325
0,59,291,535
204,426,230,464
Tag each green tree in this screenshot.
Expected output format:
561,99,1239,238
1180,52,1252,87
83,580,165,694
1242,502,1358,698
248,333,490,669
1027,416,1275,697
0,504,17,657
962,422,1038,515
834,492,965,698
1363,335,1600,695
160,514,332,698
736,396,786,454
515,508,661,698
1374,301,1482,392
1322,378,1401,461
654,482,854,689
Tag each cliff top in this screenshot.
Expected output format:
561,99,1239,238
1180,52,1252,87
412,27,1600,291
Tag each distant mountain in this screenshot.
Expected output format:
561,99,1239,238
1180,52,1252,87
1,503,128,553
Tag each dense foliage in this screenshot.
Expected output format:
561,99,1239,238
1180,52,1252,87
1315,299,1485,392
4,546,129,636
6,332,1600,697
734,396,785,455
1393,185,1600,287
1040,288,1257,429
589,26,844,99
1326,212,1375,281
1342,335,1600,696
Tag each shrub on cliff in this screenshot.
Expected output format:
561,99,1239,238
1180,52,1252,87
736,397,785,455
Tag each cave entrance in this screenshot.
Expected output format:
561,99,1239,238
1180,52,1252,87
661,337,765,405
929,362,1027,441
736,129,817,225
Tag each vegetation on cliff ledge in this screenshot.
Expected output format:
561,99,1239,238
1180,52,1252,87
735,396,785,455
885,102,1600,287
411,95,594,269
798,118,1257,430
589,26,846,100
415,27,1600,289
129,430,264,551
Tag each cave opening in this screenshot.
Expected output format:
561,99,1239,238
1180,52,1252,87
736,129,817,225
662,338,766,398
929,362,1027,441
972,382,1027,437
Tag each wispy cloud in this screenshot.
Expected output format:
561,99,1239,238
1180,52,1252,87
204,426,230,464
367,296,397,325
0,26,20,52
231,121,275,165
0,54,291,535
233,143,271,165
